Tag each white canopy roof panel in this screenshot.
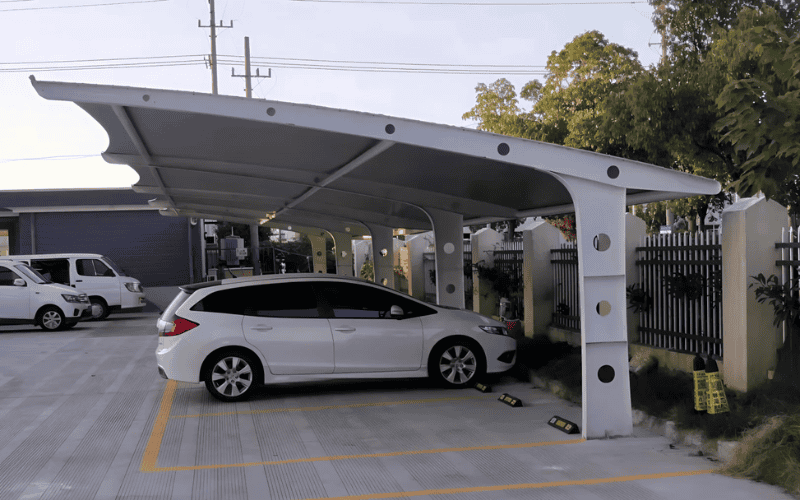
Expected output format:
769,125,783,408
31,77,721,230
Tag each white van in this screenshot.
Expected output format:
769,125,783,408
0,254,146,320
0,260,91,330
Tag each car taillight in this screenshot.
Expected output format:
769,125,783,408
161,317,198,337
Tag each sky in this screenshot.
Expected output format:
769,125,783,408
0,0,661,191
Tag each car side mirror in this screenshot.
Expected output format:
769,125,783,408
390,305,404,319
13,278,26,287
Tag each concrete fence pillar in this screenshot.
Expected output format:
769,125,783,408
521,221,562,338
625,213,647,343
405,232,430,300
471,228,503,316
722,196,786,392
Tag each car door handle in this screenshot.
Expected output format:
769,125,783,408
251,325,273,332
334,327,356,333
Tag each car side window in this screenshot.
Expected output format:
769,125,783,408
32,259,69,284
315,282,435,319
0,268,20,286
245,282,319,318
76,259,95,276
190,287,250,315
93,259,116,277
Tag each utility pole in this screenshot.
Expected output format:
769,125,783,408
231,37,271,98
232,36,271,275
198,0,232,95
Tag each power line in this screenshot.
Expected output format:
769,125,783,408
0,54,205,65
0,61,203,73
0,0,167,12
0,154,100,163
223,54,545,68
290,0,646,5
5,53,547,74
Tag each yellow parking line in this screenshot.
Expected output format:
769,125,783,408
140,379,177,472
297,469,717,500
147,438,586,472
141,380,581,474
172,396,487,419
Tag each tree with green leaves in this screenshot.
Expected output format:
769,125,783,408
711,6,800,201
603,1,800,230
463,31,645,236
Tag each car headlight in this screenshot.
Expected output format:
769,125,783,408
125,282,143,293
479,325,509,336
62,294,84,303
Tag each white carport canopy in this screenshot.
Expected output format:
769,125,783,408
31,77,720,439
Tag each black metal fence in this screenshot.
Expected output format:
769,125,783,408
635,231,723,358
550,243,580,332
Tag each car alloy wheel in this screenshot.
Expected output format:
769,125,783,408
206,353,257,402
40,307,64,331
429,340,484,388
439,345,477,385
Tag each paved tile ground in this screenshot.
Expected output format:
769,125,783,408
0,314,793,500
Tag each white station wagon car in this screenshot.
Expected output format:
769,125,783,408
157,274,517,402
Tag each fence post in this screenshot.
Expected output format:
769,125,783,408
471,228,503,315
522,221,563,338
625,214,647,343
721,196,786,392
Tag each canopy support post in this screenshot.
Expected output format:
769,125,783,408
553,174,633,439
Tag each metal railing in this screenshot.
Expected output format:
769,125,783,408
550,243,580,332
635,231,723,358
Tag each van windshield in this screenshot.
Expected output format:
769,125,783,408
101,257,127,277
15,264,47,284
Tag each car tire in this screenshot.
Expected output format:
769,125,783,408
89,298,109,320
428,338,485,388
38,306,66,331
204,350,261,402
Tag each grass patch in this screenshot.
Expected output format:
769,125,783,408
720,414,800,497
519,343,800,495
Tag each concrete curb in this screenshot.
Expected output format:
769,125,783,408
525,367,740,462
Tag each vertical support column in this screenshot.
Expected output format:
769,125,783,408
30,213,36,255
364,223,394,288
554,173,632,439
331,231,355,276
423,208,464,309
308,231,328,274
522,221,562,338
249,224,261,276
722,196,785,391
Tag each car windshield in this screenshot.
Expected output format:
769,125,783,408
15,264,47,284
101,257,127,276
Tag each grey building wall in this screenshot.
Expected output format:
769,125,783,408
28,210,192,287
2,189,202,288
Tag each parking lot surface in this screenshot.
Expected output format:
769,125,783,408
0,314,793,500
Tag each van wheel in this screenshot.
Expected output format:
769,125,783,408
204,350,261,402
39,307,65,331
89,298,109,320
